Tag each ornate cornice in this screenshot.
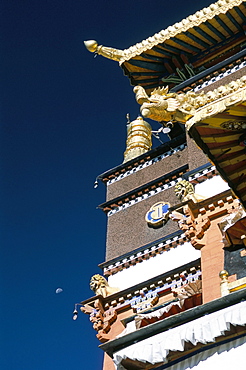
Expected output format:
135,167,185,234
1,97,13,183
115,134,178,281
99,165,188,215
107,143,186,186
80,263,201,343
102,261,202,310
84,1,244,64
101,231,186,276
133,76,246,130
100,164,217,216
187,75,246,129
81,298,118,343
172,190,237,249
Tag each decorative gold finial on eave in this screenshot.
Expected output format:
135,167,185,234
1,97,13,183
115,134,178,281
84,40,124,62
84,40,98,53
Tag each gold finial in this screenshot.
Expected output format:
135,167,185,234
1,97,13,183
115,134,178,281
84,40,98,53
219,270,229,280
123,116,152,163
84,40,124,62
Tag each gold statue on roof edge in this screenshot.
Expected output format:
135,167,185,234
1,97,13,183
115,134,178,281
134,85,195,123
90,274,119,298
174,180,206,203
133,76,246,127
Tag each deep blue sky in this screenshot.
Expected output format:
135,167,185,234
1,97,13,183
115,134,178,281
1,1,213,369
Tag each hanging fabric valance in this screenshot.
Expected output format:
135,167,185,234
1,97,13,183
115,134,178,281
114,301,246,369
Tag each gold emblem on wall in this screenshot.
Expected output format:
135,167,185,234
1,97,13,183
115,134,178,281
145,202,170,227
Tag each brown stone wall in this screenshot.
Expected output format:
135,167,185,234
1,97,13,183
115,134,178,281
106,189,180,261
106,148,188,201
186,134,209,171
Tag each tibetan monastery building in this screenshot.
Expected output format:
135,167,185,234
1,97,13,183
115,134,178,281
78,1,246,369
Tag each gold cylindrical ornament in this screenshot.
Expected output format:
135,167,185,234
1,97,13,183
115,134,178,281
219,270,230,296
123,116,152,163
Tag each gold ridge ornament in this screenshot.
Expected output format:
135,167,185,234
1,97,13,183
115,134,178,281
145,202,170,227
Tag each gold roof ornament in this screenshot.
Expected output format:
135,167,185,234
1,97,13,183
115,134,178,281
84,40,124,62
90,274,119,298
123,116,152,164
134,85,194,123
174,180,207,203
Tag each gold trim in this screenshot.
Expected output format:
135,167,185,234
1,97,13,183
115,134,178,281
187,76,246,130
230,283,246,292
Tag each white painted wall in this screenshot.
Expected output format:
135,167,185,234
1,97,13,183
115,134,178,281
195,175,229,198
108,242,200,291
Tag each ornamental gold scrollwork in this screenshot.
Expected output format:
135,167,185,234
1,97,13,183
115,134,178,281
187,77,246,130
133,76,246,129
226,91,245,106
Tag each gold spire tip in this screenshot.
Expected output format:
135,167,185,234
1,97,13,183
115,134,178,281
84,40,98,53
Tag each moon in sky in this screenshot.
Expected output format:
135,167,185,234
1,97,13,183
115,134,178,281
55,288,63,294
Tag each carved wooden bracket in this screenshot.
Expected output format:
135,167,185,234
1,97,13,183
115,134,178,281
81,298,117,343
173,208,210,249
172,193,239,249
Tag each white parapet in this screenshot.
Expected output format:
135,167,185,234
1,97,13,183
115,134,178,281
108,242,200,290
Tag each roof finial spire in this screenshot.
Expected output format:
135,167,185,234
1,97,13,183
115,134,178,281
84,40,124,62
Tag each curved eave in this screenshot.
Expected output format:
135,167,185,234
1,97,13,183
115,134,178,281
120,1,246,93
189,102,246,209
